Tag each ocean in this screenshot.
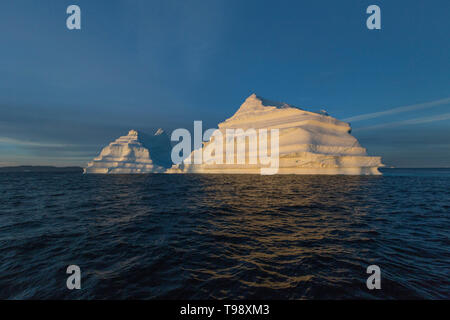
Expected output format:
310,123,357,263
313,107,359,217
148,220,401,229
0,169,449,299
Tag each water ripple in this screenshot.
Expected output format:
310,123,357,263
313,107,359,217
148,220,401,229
0,171,449,299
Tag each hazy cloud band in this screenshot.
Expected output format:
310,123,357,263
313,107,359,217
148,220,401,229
354,113,450,131
344,97,450,122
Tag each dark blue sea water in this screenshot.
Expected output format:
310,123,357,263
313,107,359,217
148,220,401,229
0,169,449,299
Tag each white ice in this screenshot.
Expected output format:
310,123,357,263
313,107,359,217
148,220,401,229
169,94,383,175
84,129,172,174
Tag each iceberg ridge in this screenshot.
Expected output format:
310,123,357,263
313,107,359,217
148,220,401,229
84,129,171,174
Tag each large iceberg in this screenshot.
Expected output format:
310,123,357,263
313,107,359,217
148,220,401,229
85,94,383,175
84,129,172,174
170,94,383,175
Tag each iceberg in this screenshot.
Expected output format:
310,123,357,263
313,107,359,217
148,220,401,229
170,94,383,175
85,94,383,175
84,129,171,174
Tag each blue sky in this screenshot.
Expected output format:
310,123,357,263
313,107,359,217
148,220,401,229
0,0,449,167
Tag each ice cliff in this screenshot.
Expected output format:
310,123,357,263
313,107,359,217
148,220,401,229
84,129,172,174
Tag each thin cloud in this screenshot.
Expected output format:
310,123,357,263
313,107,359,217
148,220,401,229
344,97,450,122
0,137,75,148
354,113,450,131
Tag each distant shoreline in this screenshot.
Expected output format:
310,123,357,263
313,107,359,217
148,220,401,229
0,166,448,174
379,167,450,170
0,166,83,173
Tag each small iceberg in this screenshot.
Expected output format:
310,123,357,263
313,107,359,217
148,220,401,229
84,129,171,174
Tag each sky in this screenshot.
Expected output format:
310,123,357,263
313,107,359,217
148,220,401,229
0,0,449,168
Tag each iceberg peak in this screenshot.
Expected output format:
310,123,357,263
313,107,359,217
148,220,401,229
84,128,172,174
225,94,299,123
127,129,139,136
245,93,258,101
244,93,295,109
154,128,165,136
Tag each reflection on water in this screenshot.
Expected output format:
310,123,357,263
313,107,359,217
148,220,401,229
0,172,449,299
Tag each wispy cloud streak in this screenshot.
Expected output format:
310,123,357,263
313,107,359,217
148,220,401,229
354,113,450,131
0,137,75,148
344,98,450,122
